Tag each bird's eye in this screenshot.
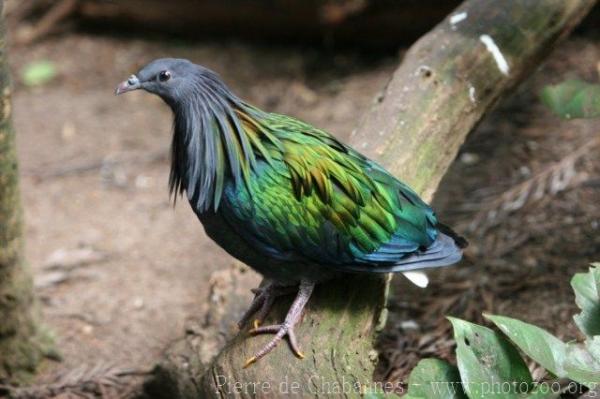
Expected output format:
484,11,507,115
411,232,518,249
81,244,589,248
158,70,171,82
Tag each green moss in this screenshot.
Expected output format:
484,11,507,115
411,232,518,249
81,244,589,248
0,6,53,383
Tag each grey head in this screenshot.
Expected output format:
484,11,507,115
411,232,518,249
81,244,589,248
115,58,255,213
115,58,228,108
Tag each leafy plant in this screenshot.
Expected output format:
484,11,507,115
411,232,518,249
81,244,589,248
404,265,600,399
21,60,57,87
541,79,600,119
364,393,402,399
404,359,465,399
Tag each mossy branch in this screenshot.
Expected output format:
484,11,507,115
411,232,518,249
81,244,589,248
0,0,52,384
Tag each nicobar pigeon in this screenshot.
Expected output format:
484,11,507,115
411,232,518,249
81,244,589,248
116,59,467,366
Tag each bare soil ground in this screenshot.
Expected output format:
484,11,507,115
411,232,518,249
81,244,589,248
6,31,599,397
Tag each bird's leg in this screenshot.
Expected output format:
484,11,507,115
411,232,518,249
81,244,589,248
237,280,296,329
244,280,314,367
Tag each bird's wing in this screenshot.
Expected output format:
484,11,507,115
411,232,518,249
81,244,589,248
219,112,448,271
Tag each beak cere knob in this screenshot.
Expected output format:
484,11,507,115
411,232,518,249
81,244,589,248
115,74,140,95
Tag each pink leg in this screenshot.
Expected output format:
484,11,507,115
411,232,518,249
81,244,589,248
237,281,296,329
244,280,314,367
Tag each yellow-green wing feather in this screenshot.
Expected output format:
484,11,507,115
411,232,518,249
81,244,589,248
219,112,443,270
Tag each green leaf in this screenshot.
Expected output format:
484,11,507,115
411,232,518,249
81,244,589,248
563,343,600,386
405,358,467,399
21,60,57,87
541,79,600,119
571,266,600,336
586,336,600,362
486,314,600,388
524,385,560,399
363,392,401,399
485,315,567,379
449,317,532,399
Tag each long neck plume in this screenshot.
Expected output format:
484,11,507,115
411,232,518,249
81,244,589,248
169,73,264,213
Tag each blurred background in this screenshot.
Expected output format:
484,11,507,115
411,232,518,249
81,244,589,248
3,0,600,396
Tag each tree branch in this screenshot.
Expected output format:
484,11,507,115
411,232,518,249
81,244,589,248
0,0,53,383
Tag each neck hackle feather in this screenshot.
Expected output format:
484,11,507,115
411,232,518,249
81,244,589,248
169,69,276,212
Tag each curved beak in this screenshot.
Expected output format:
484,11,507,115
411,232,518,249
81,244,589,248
115,74,141,95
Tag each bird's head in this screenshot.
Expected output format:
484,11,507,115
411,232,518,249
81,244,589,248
115,58,254,211
115,58,216,107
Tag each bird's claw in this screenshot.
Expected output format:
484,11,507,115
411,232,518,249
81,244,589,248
237,283,295,329
237,287,272,329
245,323,305,365
241,280,314,367
243,356,257,368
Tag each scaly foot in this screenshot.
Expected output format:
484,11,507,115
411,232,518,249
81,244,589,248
244,280,314,367
237,281,296,329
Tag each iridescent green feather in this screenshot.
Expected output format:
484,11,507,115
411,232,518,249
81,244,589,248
219,109,438,268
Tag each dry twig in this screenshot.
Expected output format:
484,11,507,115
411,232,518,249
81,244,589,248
462,137,599,236
23,151,167,180
13,0,79,46
0,363,150,399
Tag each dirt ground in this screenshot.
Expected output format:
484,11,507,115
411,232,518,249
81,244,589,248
6,29,600,396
